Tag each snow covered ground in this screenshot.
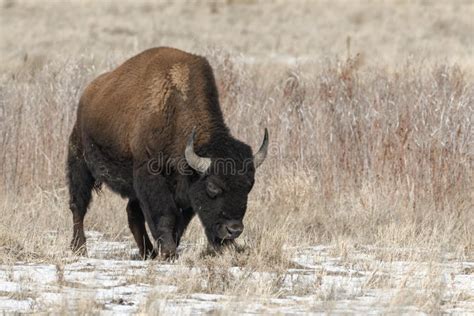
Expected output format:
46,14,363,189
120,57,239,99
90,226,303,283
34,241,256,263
0,231,472,314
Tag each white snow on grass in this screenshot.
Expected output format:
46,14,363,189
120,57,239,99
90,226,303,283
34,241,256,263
0,231,472,314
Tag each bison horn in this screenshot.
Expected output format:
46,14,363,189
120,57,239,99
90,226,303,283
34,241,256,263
253,128,269,169
185,128,212,174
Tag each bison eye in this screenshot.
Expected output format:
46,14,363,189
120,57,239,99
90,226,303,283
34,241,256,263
206,181,222,198
221,211,231,219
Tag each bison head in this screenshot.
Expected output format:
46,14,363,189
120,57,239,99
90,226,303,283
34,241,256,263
185,128,268,248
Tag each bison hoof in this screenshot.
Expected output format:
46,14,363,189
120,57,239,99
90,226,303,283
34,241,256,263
156,248,177,261
70,243,88,257
70,235,87,256
155,237,177,260
146,249,158,260
132,249,157,261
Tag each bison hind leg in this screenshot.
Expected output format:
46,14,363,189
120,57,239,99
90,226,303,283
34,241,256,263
67,143,95,256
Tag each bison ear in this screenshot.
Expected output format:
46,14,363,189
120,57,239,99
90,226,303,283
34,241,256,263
185,128,212,174
253,128,269,169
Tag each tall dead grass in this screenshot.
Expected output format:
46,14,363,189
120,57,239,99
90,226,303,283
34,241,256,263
0,48,472,265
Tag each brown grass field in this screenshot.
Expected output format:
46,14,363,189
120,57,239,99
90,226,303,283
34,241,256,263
0,0,473,314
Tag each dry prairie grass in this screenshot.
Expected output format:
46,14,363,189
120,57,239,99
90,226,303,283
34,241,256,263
1,0,473,74
0,0,473,313
2,53,471,259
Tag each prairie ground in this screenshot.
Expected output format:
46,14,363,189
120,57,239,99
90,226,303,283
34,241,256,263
0,0,473,314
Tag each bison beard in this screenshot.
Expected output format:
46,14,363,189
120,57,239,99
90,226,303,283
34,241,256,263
66,47,268,259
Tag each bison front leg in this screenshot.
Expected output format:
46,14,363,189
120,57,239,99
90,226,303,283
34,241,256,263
126,199,156,259
133,165,179,259
174,207,195,247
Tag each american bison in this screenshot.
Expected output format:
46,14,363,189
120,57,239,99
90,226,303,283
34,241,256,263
67,47,268,258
